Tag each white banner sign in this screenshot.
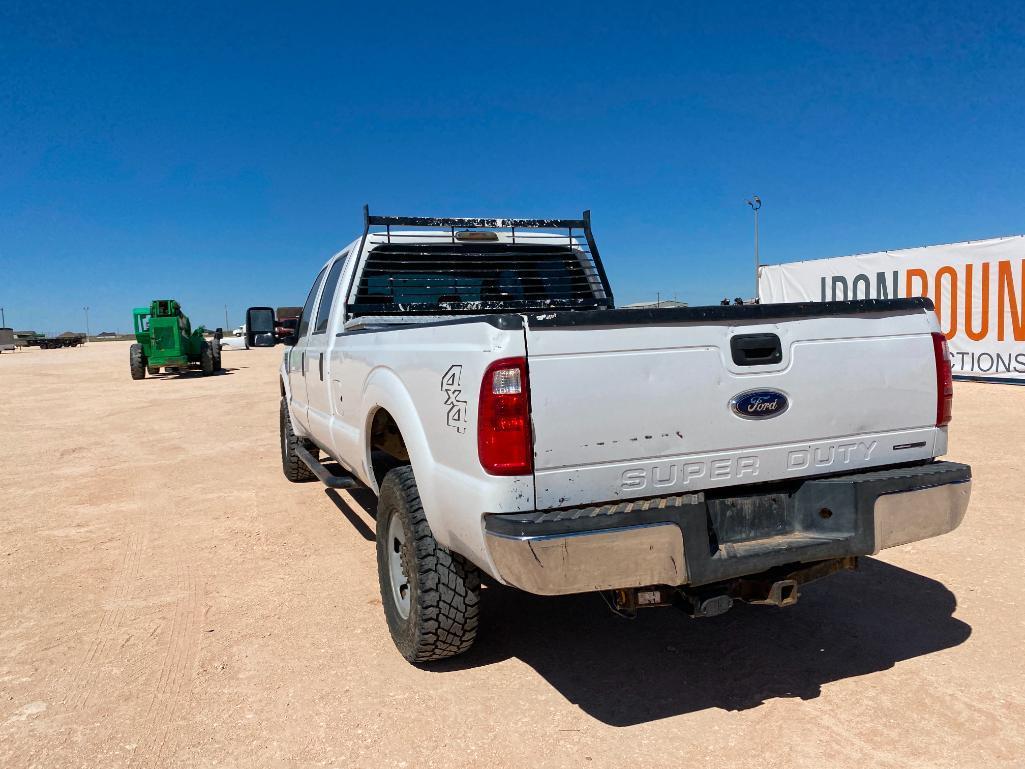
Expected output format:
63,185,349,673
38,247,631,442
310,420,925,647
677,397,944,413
758,235,1025,380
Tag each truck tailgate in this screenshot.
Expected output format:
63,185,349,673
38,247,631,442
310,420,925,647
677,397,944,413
524,301,944,509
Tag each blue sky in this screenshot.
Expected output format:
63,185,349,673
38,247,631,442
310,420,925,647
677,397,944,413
2,1,1024,334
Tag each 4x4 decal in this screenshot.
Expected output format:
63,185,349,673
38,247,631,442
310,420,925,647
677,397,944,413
441,365,468,433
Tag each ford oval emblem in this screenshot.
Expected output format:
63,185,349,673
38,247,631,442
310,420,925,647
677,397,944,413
730,389,789,420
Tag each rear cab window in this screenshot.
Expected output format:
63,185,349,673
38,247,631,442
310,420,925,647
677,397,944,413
349,242,607,317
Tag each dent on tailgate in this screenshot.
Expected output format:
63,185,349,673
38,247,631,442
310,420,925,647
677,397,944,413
524,307,941,509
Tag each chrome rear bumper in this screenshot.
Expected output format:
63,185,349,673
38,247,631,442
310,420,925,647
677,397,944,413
873,479,971,552
485,523,686,596
484,462,971,596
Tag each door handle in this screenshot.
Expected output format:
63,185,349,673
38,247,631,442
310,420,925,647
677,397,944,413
318,353,324,381
301,351,306,375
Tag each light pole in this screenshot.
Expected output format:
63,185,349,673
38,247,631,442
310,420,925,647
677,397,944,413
746,195,762,300
224,305,229,332
83,306,90,341
1,307,5,327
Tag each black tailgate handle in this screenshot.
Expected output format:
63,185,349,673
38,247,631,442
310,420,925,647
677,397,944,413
730,333,782,366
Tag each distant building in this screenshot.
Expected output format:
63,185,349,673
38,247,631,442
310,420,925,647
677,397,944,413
97,331,119,338
621,299,689,309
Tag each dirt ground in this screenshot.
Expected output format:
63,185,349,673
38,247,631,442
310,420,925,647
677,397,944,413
1,340,1023,769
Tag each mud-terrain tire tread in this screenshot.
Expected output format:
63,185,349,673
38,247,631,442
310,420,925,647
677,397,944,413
212,338,222,371
200,341,214,375
279,397,317,482
377,466,480,662
130,344,146,380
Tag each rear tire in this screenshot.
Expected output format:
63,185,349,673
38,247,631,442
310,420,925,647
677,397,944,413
212,339,222,371
376,466,480,662
130,344,146,380
279,397,316,482
200,341,214,375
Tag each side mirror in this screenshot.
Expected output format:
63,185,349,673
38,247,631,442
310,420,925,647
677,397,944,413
245,306,277,347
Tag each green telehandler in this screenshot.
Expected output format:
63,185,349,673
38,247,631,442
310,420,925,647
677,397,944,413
130,299,221,379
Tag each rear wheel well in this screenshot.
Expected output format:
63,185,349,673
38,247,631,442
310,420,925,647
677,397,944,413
369,408,410,488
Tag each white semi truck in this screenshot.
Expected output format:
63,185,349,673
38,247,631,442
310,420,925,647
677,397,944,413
269,207,971,662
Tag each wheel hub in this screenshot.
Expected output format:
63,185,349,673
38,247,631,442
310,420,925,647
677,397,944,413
387,513,411,619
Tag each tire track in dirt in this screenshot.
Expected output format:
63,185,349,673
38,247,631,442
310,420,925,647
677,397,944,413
31,529,145,769
129,558,202,769
61,530,145,712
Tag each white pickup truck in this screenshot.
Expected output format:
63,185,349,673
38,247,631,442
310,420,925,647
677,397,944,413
270,208,971,663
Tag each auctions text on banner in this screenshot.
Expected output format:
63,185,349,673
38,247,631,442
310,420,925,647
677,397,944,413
758,235,1025,380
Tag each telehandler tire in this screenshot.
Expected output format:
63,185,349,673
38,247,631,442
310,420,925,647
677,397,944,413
376,466,481,662
130,344,146,380
279,397,317,482
200,341,214,375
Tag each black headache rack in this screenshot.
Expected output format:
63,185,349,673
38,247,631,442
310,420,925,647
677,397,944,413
344,205,615,319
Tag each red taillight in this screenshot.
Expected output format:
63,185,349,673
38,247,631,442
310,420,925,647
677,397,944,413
478,357,533,476
932,332,953,426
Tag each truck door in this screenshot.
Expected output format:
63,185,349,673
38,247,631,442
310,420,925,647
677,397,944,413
287,266,327,433
304,252,349,448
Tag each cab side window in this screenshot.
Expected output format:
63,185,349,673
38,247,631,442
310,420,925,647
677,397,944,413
313,253,348,335
298,268,327,339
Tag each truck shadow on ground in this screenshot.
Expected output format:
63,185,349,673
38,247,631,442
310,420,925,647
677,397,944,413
327,490,971,726
325,488,377,541
463,561,970,725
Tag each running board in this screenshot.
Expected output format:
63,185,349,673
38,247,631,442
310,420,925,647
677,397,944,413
295,445,358,489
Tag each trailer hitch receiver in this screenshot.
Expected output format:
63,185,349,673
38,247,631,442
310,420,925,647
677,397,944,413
750,579,800,607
